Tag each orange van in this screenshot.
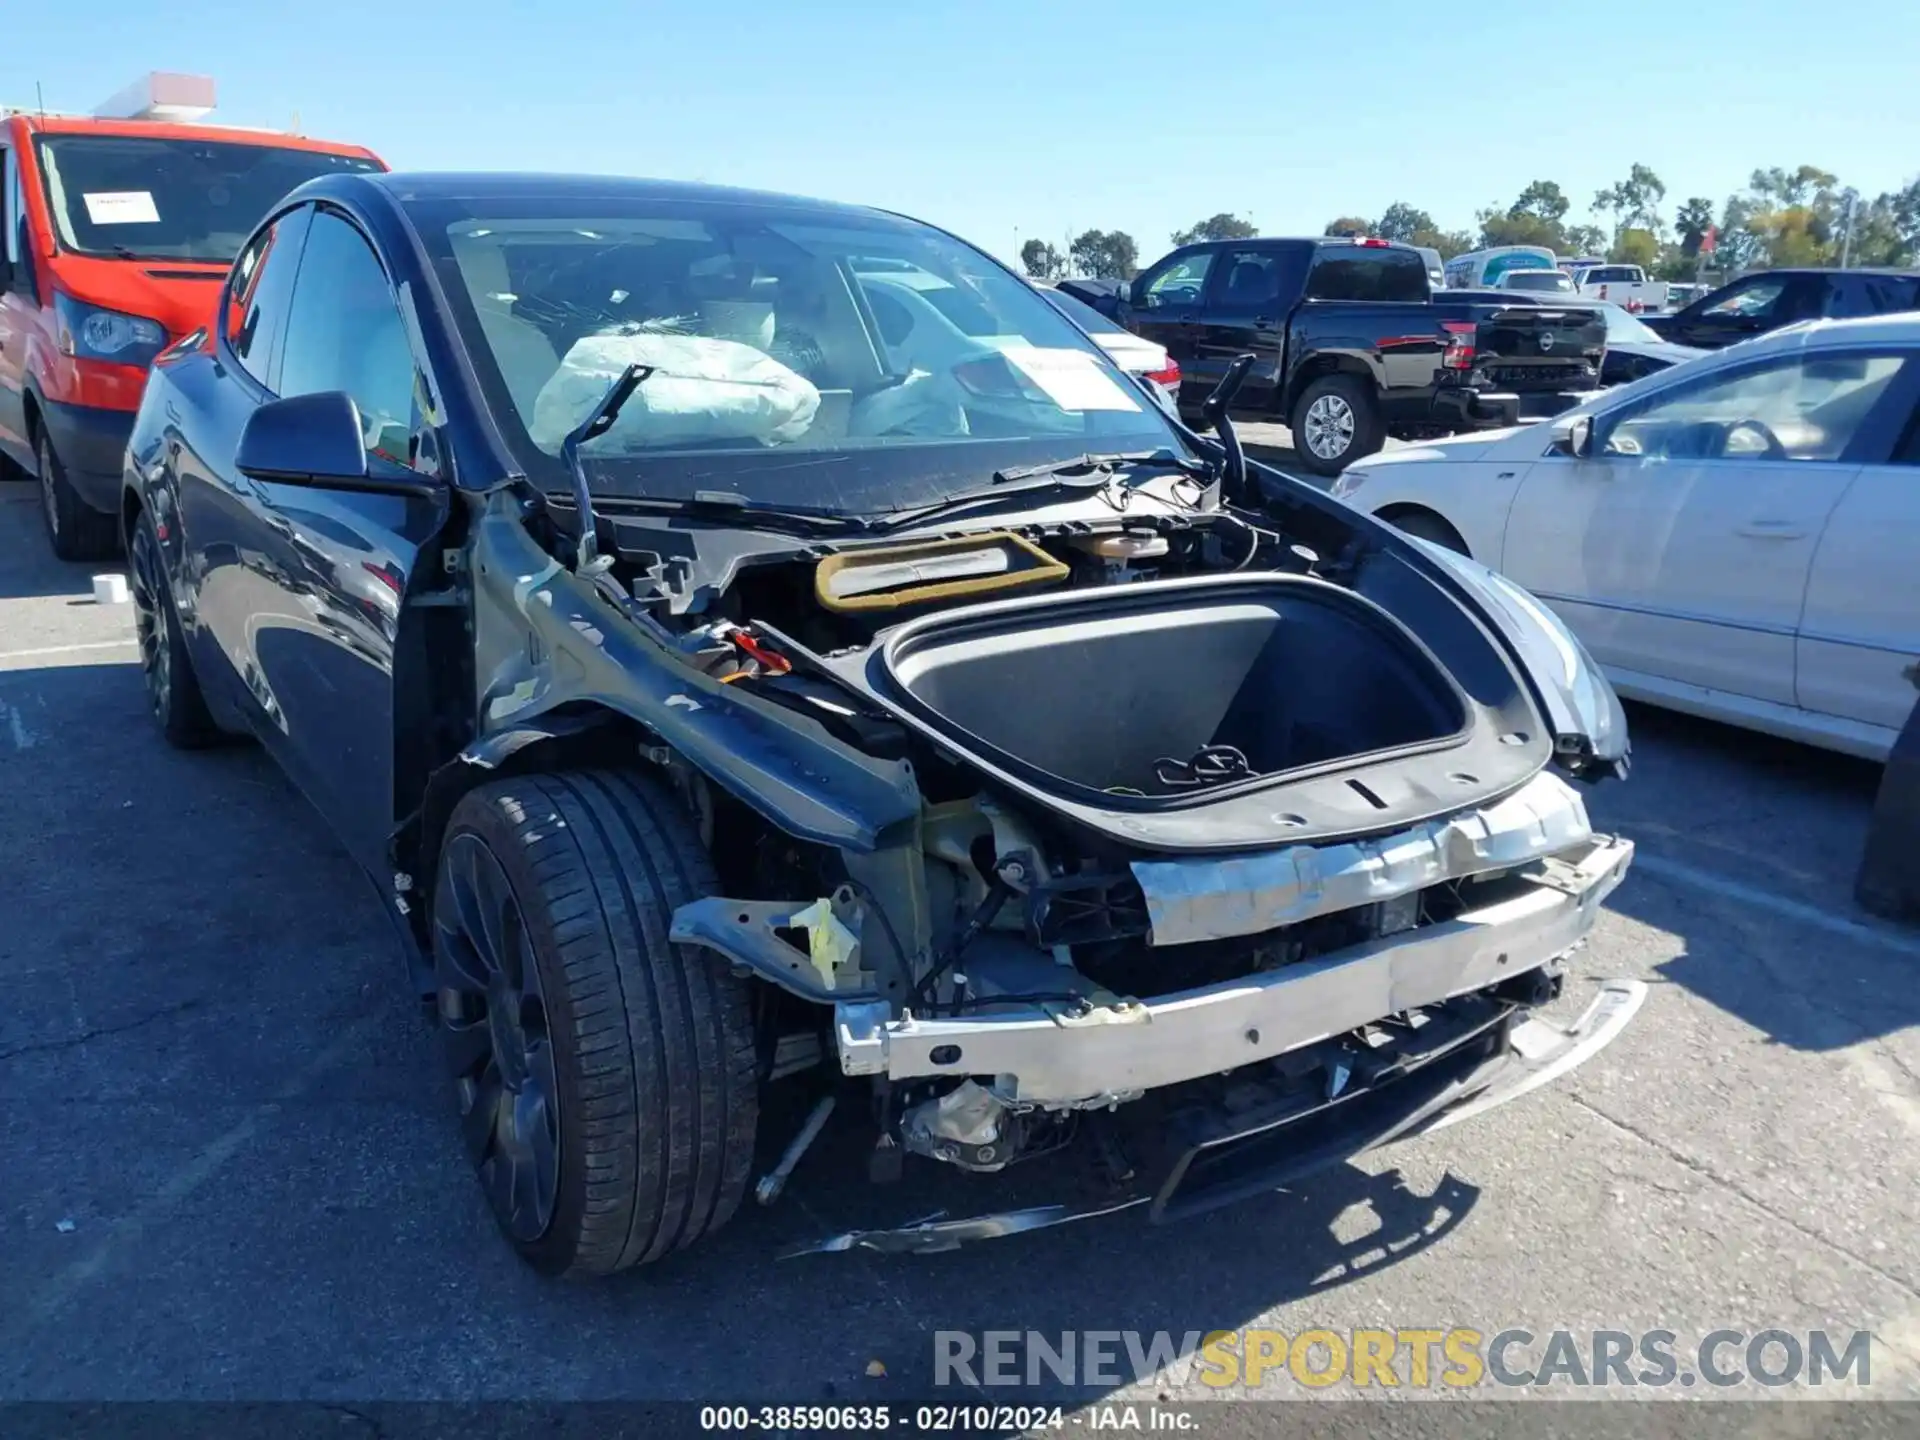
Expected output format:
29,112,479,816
0,74,384,558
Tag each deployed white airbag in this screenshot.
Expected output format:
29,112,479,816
529,332,821,451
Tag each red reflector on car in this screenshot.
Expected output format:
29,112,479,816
1145,357,1181,387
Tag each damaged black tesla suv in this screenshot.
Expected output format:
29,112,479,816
121,171,1643,1275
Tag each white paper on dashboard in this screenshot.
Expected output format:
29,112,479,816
82,191,161,225
1000,346,1142,412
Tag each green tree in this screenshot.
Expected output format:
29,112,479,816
1715,195,1769,272
1373,202,1436,242
1423,228,1477,259
1594,164,1667,241
1170,213,1257,246
1674,197,1716,255
1068,228,1139,280
1611,228,1660,269
1323,215,1371,237
1019,238,1065,280
1748,165,1837,209
1884,176,1920,260
1512,180,1571,224
1476,181,1576,252
1563,224,1607,258
1476,206,1564,252
1845,195,1910,267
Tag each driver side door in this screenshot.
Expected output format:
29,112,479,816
1662,273,1814,350
241,207,450,874
1125,248,1215,412
1500,349,1912,705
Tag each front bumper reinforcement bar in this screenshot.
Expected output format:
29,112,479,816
834,833,1633,1105
788,976,1646,1257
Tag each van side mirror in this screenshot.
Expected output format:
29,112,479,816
1552,415,1594,458
237,391,438,497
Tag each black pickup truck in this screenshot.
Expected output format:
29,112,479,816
1065,237,1605,475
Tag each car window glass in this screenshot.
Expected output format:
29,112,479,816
1306,248,1427,302
224,207,309,388
1208,247,1301,313
278,211,420,468
853,259,1005,339
3,145,32,292
1137,253,1212,310
1703,278,1785,318
1859,276,1920,315
1506,271,1575,292
1601,352,1908,463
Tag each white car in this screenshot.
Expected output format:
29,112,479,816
1330,313,1920,760
1035,284,1181,414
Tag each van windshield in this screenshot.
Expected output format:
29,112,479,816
35,135,381,263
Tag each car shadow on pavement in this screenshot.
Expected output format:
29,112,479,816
0,483,117,601
559,1079,1483,1400
1594,701,1920,1051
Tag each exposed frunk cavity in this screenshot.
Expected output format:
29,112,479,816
882,579,1468,801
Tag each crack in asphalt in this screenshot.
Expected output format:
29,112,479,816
1569,1092,1920,1302
0,999,202,1065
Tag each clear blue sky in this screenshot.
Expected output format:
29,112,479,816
7,0,1917,267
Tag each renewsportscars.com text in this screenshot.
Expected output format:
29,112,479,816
933,1327,1876,1391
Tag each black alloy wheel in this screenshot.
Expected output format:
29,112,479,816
434,832,563,1245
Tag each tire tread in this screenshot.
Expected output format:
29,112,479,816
439,769,757,1277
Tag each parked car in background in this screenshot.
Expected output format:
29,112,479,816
1442,245,1559,289
1565,264,1669,313
1494,269,1579,296
124,167,1640,1275
1331,313,1920,760
0,72,384,560
1035,283,1181,414
1641,268,1920,350
1096,236,1605,474
1662,282,1708,311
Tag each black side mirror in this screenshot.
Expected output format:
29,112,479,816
236,391,437,497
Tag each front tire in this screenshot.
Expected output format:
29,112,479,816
1289,374,1384,478
38,432,119,563
432,770,760,1277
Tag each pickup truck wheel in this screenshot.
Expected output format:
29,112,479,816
1289,375,1383,477
38,432,119,563
432,770,759,1277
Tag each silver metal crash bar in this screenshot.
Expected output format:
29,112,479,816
794,976,1648,1258
835,833,1634,1106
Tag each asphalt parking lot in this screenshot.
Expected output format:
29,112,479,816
4,468,1920,1419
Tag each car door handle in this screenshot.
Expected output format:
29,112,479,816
1736,519,1807,540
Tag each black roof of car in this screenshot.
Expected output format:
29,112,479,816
361,170,893,220
1725,266,1920,279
